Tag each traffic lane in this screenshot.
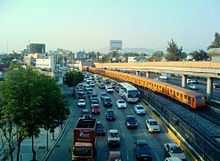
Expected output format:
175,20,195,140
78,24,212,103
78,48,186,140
111,90,173,161
47,88,81,161
94,85,175,161
92,85,136,161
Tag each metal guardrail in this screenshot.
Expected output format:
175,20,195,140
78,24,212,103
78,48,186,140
139,88,220,161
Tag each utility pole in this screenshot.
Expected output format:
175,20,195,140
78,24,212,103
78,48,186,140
6,42,8,54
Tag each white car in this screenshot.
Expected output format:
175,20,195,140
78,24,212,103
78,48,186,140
164,157,182,161
164,143,186,161
90,82,95,87
134,104,146,115
116,99,127,109
188,84,198,90
77,99,86,107
146,119,160,133
107,129,120,146
106,85,114,93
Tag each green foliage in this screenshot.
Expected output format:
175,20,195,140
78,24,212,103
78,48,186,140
189,50,211,61
0,64,69,160
63,70,84,87
165,39,186,61
86,51,96,59
208,32,220,49
148,51,164,62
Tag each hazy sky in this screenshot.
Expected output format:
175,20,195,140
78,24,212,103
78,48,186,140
0,0,220,53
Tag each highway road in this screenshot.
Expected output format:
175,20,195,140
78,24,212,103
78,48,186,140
47,76,189,161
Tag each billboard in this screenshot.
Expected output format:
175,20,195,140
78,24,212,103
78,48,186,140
110,40,122,50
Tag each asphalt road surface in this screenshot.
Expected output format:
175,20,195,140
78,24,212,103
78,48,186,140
47,78,189,161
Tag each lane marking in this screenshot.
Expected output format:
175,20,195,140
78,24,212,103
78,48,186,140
126,152,129,161
154,152,160,161
144,132,148,137
97,150,100,159
129,109,134,114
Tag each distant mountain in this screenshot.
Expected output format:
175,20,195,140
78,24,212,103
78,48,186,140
91,47,160,55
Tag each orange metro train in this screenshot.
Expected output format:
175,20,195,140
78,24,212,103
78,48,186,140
83,66,206,109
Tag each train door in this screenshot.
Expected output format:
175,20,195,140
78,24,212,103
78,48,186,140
188,96,191,106
180,93,183,101
162,87,164,93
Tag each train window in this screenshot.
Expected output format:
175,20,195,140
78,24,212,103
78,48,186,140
184,95,187,99
170,89,172,93
177,92,179,96
154,84,156,87
196,96,203,104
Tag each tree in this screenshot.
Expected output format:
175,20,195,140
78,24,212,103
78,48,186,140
208,32,220,49
148,51,164,62
0,64,69,161
165,39,186,61
189,50,211,61
63,70,84,87
37,75,69,151
86,51,96,60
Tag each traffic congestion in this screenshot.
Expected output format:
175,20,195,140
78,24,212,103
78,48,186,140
71,72,188,161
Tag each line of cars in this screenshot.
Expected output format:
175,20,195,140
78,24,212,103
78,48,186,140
76,72,187,161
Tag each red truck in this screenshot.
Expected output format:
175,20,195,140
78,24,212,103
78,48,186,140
72,118,96,161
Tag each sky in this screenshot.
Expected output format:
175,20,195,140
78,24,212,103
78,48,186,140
0,0,220,53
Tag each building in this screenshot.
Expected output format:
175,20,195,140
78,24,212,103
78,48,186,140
28,43,45,54
75,51,85,59
35,55,54,71
208,48,220,62
128,56,148,63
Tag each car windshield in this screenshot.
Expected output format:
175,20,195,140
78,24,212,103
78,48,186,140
128,90,138,98
137,106,144,110
108,111,114,115
79,100,85,102
170,146,183,153
92,100,98,103
128,117,136,121
110,132,118,137
83,111,89,115
105,98,111,102
149,121,157,125
118,100,125,103
73,147,92,156
96,124,103,128
138,143,148,148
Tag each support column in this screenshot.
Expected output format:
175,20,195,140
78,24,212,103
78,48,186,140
181,75,187,88
145,72,149,78
207,77,213,100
